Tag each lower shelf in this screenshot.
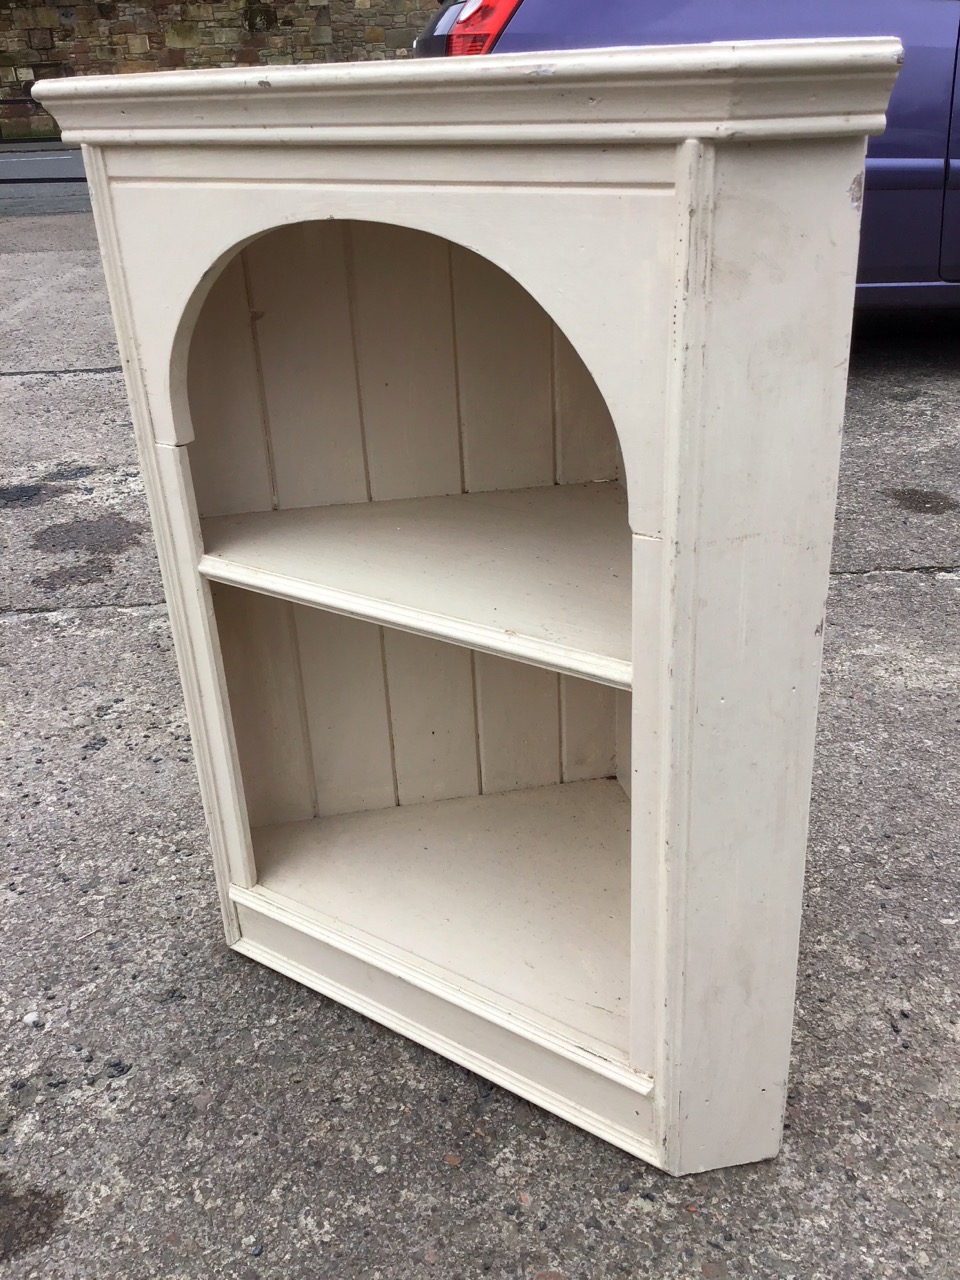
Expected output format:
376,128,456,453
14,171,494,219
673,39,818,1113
244,778,631,1058
231,897,658,1164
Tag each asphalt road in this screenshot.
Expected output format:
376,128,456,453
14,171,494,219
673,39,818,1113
0,150,90,218
0,150,86,183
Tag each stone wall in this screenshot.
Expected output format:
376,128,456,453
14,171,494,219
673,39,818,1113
0,1,437,139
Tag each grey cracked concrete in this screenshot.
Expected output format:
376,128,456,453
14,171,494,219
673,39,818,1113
0,248,118,374
835,314,960,574
0,463,162,613
1,213,958,1279
0,212,98,254
0,184,93,221
0,370,133,471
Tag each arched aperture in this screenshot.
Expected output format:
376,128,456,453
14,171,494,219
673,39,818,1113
185,219,623,518
183,219,634,1053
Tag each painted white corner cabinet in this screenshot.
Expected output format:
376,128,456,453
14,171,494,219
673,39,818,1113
37,39,900,1174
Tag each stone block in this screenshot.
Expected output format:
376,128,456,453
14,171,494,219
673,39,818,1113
26,113,59,136
364,25,385,41
127,34,151,54
309,24,332,43
385,27,413,49
28,29,55,50
211,28,243,43
0,117,34,138
165,21,199,47
32,8,62,29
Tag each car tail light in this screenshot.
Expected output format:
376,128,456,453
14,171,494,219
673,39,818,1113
446,0,523,56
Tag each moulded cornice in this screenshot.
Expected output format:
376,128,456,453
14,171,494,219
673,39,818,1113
34,38,902,147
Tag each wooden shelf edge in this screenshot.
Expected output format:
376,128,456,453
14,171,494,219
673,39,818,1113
230,882,652,1096
231,899,662,1165
199,554,634,690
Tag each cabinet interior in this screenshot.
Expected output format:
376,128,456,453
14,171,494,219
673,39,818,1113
188,220,633,1057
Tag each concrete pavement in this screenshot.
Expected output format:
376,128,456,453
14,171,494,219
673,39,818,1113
1,212,958,1279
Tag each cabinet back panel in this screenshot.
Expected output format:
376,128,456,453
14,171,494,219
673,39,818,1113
244,221,369,509
555,326,624,484
383,629,481,806
451,244,555,492
349,222,464,502
187,221,620,518
210,587,625,824
295,607,397,816
476,653,561,793
187,255,273,518
561,678,618,783
211,583,316,827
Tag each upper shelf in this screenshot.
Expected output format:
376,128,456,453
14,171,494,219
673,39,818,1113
199,481,633,688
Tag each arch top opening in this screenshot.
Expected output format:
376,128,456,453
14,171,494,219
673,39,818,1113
185,217,632,688
184,218,636,1055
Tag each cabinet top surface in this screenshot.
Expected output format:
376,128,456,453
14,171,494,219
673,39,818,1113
34,39,901,146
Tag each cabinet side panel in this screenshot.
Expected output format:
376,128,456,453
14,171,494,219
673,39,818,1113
243,223,368,509
451,244,554,492
661,138,867,1173
554,326,621,484
211,584,316,828
187,255,273,517
350,223,462,501
560,676,617,784
614,688,632,800
295,608,397,816
475,655,561,794
382,630,480,805
151,441,258,903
